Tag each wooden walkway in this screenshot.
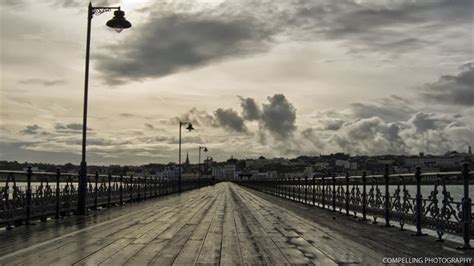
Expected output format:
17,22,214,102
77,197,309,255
0,182,472,265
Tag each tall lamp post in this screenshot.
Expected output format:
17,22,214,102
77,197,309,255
198,146,208,186
78,3,132,215
178,122,194,192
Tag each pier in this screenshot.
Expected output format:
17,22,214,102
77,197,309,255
0,167,473,265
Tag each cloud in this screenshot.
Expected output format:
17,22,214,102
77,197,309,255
172,108,217,127
349,95,414,122
408,112,454,133
144,123,155,130
319,119,345,131
297,110,473,156
239,96,261,121
260,94,297,140
289,0,473,54
55,123,92,132
20,125,42,135
214,108,248,133
18,78,66,86
422,63,474,106
120,113,136,118
1,0,26,6
96,12,273,84
87,0,472,84
56,0,118,8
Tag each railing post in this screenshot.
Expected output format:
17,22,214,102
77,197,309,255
274,177,277,196
291,177,296,200
154,176,158,197
345,173,350,216
94,172,98,209
107,173,112,207
55,168,61,219
383,165,391,227
332,173,336,211
312,176,316,206
119,175,123,205
276,177,279,196
459,163,472,249
322,176,326,209
138,177,142,201
130,176,134,202
159,176,163,195
298,177,301,202
25,166,33,225
287,177,290,199
413,167,424,236
361,171,367,221
144,176,147,199
304,176,308,204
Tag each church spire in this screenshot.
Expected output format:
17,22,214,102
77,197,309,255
185,152,190,165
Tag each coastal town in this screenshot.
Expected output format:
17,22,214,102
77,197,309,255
2,146,472,181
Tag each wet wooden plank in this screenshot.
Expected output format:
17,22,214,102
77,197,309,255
74,238,134,265
230,186,290,265
173,190,223,264
124,239,169,266
195,191,225,264
220,187,243,265
99,243,146,265
146,187,222,264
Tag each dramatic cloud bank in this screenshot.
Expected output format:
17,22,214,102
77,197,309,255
214,108,248,133
422,63,474,106
94,0,473,85
97,12,272,84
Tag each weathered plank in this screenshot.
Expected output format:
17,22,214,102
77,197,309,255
220,187,243,265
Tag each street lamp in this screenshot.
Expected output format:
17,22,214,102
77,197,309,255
178,121,194,192
198,146,208,186
78,2,132,215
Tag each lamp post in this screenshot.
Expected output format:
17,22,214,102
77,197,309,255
198,146,208,186
78,2,132,215
178,122,194,192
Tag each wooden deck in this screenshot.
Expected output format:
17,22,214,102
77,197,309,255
0,182,472,265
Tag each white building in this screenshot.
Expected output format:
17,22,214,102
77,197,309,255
404,156,464,168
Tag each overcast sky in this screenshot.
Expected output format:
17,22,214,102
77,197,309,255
1,0,473,165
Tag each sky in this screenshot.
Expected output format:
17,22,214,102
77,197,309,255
0,0,473,165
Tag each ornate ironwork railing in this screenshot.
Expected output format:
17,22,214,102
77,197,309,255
0,168,213,229
235,163,473,250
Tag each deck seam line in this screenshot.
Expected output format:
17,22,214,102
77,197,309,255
227,185,246,265
186,187,223,264
153,190,219,264
230,185,293,264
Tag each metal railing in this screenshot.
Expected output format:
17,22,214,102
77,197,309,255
235,163,473,250
0,168,213,229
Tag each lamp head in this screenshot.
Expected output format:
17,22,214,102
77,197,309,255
203,147,208,152
106,9,132,33
186,123,194,131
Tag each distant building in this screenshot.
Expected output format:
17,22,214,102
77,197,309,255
223,164,236,180
404,155,464,169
